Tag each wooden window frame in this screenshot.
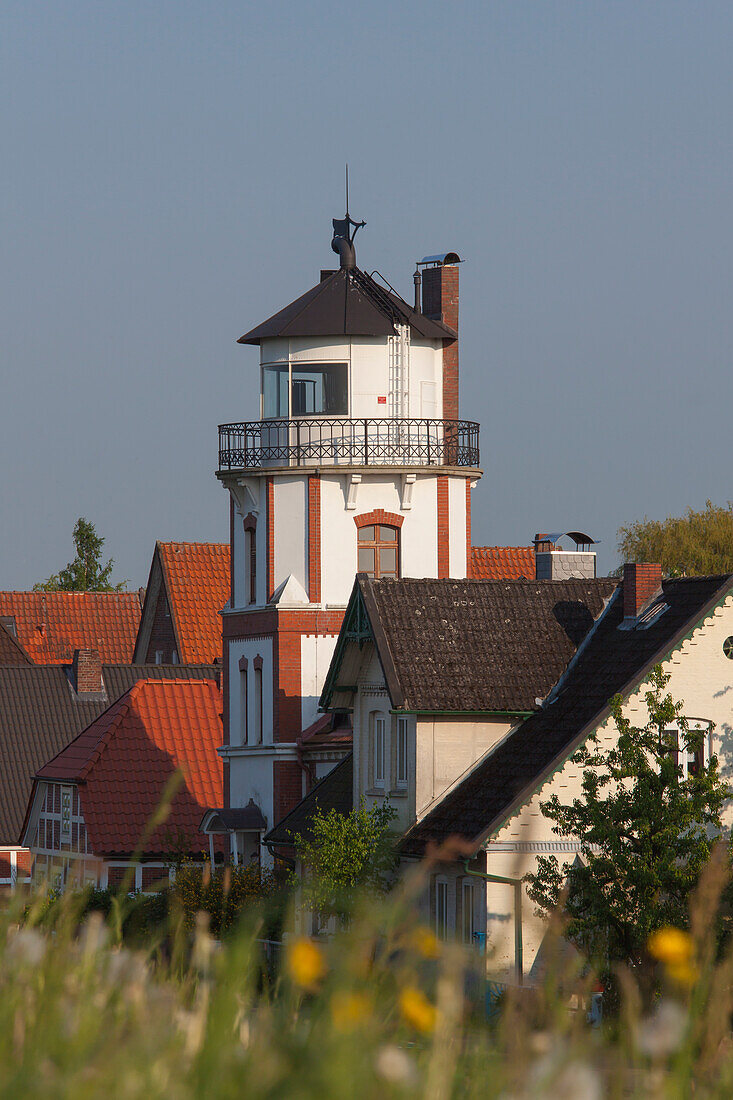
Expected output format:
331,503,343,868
357,524,400,580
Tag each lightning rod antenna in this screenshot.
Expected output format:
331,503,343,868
345,163,349,217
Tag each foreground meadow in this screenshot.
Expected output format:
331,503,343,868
1,858,733,1099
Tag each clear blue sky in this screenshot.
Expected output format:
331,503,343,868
2,1,732,586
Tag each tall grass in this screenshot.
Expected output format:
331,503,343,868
3,852,733,1098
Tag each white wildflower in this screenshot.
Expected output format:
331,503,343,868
375,1044,418,1087
7,928,46,967
638,1000,687,1059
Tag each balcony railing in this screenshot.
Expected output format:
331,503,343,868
218,417,480,471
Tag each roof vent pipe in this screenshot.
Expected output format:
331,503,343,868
331,233,356,270
331,211,365,271
413,266,422,312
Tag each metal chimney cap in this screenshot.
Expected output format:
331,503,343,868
419,251,462,266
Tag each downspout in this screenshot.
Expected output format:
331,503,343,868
464,859,524,986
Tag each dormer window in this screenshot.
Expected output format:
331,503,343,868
263,362,348,418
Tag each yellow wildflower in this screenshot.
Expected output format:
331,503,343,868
667,961,698,988
330,990,373,1032
648,927,693,968
410,926,441,959
399,986,437,1034
286,938,327,990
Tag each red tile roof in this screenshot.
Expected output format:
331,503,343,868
158,543,230,664
470,546,535,580
36,679,223,857
0,592,141,664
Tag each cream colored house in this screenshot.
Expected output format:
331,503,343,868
267,563,733,980
401,564,733,979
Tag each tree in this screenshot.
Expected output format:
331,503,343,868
526,667,731,972
293,800,397,921
34,517,126,592
617,500,733,576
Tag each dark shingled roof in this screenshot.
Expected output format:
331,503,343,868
264,755,353,847
401,575,733,856
356,576,617,713
0,622,32,666
238,267,456,345
0,663,218,845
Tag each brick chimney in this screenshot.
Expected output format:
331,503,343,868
623,563,662,619
72,649,103,694
422,259,459,421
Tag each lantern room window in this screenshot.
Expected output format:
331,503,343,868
357,525,400,580
262,363,348,418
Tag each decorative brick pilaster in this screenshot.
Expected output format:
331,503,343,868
273,760,304,823
308,475,321,603
437,477,450,578
275,627,302,743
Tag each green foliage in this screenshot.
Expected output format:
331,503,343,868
616,499,733,576
34,517,126,592
527,666,732,972
6,857,733,1096
173,861,284,938
293,800,398,920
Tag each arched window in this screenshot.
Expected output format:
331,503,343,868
244,515,257,605
357,524,400,580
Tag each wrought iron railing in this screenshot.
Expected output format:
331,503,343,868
217,417,480,471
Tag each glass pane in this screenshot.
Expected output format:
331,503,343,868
359,526,375,542
291,363,347,415
379,547,397,574
379,525,398,542
358,548,375,574
263,366,289,418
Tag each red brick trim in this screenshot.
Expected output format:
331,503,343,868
243,512,257,531
273,760,304,825
253,654,264,670
238,655,248,671
266,477,274,601
353,509,405,529
437,477,450,578
308,475,321,603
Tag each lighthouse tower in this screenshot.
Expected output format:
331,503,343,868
215,213,481,862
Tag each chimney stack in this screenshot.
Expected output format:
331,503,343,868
533,531,597,580
72,649,103,695
623,563,662,619
420,253,461,421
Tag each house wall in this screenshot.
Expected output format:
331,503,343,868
415,717,515,819
477,592,733,981
145,580,178,663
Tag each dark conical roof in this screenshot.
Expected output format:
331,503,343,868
238,267,456,345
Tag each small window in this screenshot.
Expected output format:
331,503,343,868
396,717,408,788
263,362,348,418
435,878,448,941
162,596,170,618
254,666,263,744
665,724,709,779
724,636,733,659
60,786,73,844
240,667,248,745
373,714,386,789
462,880,475,944
154,650,164,665
247,528,257,605
358,524,400,580
171,650,179,665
